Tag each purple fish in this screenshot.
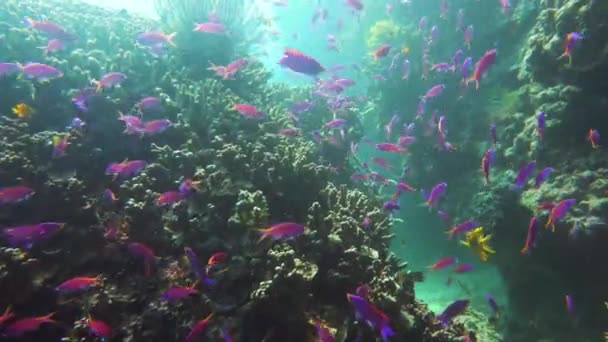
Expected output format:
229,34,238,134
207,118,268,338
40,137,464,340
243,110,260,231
161,285,198,301
437,299,469,327
184,247,215,285
118,112,144,135
451,49,463,70
94,72,126,92
258,222,305,241
23,17,77,41
71,86,96,112
521,216,538,254
128,242,156,277
0,63,21,77
537,112,545,139
461,57,472,81
416,98,426,119
289,100,314,114
136,30,177,47
3,222,64,248
106,160,147,179
454,264,474,273
0,185,35,204
137,97,161,112
534,167,553,188
424,182,447,208
422,84,445,100
486,294,499,317
565,294,574,314
325,118,347,128
447,219,476,238
143,119,171,135
513,161,536,190
346,294,394,342
278,48,325,76
383,200,400,212
19,62,63,80
546,199,576,231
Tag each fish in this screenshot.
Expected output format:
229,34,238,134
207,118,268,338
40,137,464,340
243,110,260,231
559,32,583,65
127,242,156,277
136,30,177,47
258,222,305,241
232,103,264,119
118,112,144,135
23,17,77,41
178,179,200,195
481,148,494,185
105,160,147,179
344,0,363,11
86,316,112,338
383,200,400,212
12,103,35,119
136,97,161,112
93,72,127,92
534,167,553,188
467,49,497,89
428,256,456,270
437,299,469,327
422,84,446,100
186,313,213,342
56,275,102,293
447,220,477,239
51,134,69,159
486,294,500,318
184,247,210,285
325,118,347,129
0,63,22,77
3,312,56,336
537,202,555,211
513,161,536,190
371,157,391,169
371,44,391,60
461,57,472,82
67,117,86,130
392,182,416,200
376,143,407,153
3,222,65,248
536,112,545,139
18,62,63,81
454,264,474,273
398,135,415,147
0,306,14,326
424,182,447,208
461,227,495,262
545,199,576,232
351,173,368,181
565,294,574,314
207,252,227,268
521,216,538,254
102,188,117,203
0,185,35,204
437,210,451,224
278,48,325,76
71,86,96,112
156,190,185,206
309,319,335,342
587,129,600,148
431,63,451,72
142,119,172,135
161,284,198,301
194,22,225,34
38,38,64,54
346,294,394,342
289,100,314,114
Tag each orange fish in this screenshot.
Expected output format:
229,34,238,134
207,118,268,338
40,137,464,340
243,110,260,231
12,103,35,119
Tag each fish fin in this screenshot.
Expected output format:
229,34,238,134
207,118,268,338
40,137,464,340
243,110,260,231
167,32,177,47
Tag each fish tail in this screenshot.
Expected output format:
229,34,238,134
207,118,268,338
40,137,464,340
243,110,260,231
520,245,528,254
167,32,177,47
22,17,34,28
41,311,57,323
256,229,269,243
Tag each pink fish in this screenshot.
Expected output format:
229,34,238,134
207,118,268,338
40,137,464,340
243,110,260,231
398,136,416,147
0,185,35,204
454,264,474,273
428,256,456,270
161,284,198,301
186,313,213,342
278,48,325,76
128,242,157,277
521,216,538,254
136,97,161,112
143,119,171,135
0,63,21,77
136,30,177,47
86,316,112,338
118,112,144,135
38,39,64,54
279,128,299,136
258,222,304,241
345,0,363,11
0,306,14,326
545,199,576,232
467,49,497,90
3,312,56,336
56,275,102,293
371,156,391,169
376,143,407,153
93,72,127,92
156,190,185,206
193,22,225,34
446,219,477,238
423,182,447,208
325,118,347,128
431,63,451,72
19,62,63,80
23,17,76,41
3,222,65,248
372,44,391,60
232,103,264,119
422,84,446,99
105,160,147,179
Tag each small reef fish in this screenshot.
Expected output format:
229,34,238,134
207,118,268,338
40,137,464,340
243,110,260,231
289,100,314,114
258,222,304,241
86,316,112,338
3,312,56,336
423,182,447,208
143,119,172,135
560,32,583,65
179,178,200,195
437,299,469,327
392,182,416,200
19,62,63,81
136,96,161,112
207,252,227,268
156,190,185,206
345,0,364,11
68,117,86,130
461,227,495,262
422,84,446,100
279,128,299,136
467,49,497,89
93,72,127,92
232,103,264,119
481,148,494,185
431,63,451,72
454,264,474,273
537,112,545,140
103,188,118,203
0,185,35,204
587,129,600,148
278,48,325,76
428,256,456,270
447,220,476,239
56,275,102,293
12,103,35,119
161,284,198,301
398,135,416,147
546,199,576,232
105,160,147,179
0,63,22,77
72,86,96,112
490,123,497,146
461,57,472,82
376,143,407,153
136,30,177,47
127,242,156,277
186,313,213,342
38,38,64,54
3,222,65,248
383,200,400,212
346,294,394,342
486,294,500,318
371,44,391,60
184,247,207,283
534,167,553,188
513,160,536,190
325,118,347,129
355,284,371,300
565,294,574,314
521,216,538,254
23,17,77,41
51,134,69,159
371,157,391,169
193,22,225,34
118,112,144,135
309,319,335,342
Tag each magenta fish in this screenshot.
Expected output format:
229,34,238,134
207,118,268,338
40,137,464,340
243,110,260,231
3,222,65,248
424,182,447,208
0,63,21,77
325,118,347,128
38,39,64,55
278,48,325,76
346,294,394,341
422,84,446,100
136,30,176,47
513,161,536,190
0,185,35,204
194,22,225,34
23,17,77,41
258,222,304,241
136,97,161,112
454,264,474,273
128,242,156,277
467,49,497,89
93,72,126,92
437,299,469,327
3,312,56,336
106,160,147,179
156,190,185,206
143,119,171,135
446,219,476,238
546,199,576,232
161,284,198,301
376,143,406,153
19,62,63,81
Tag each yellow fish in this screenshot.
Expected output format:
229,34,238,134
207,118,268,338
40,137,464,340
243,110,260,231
461,227,495,262
12,103,35,119
401,47,410,55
